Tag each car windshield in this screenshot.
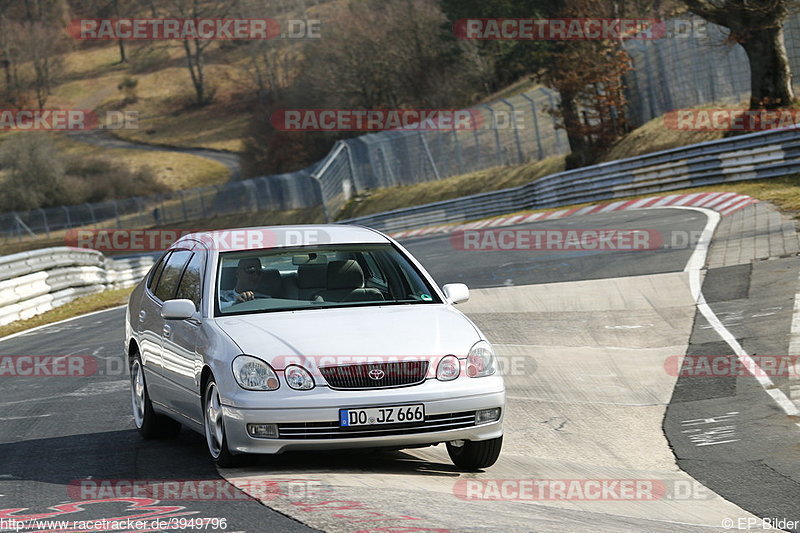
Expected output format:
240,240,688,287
214,243,441,316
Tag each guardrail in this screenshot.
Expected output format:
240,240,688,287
0,248,154,327
343,126,800,232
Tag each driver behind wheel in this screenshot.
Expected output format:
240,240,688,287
220,257,263,307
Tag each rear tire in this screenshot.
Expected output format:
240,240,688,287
130,355,181,439
447,436,502,471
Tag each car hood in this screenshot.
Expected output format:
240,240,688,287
213,304,481,364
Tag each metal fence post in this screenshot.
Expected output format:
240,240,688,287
178,191,189,221
502,98,524,164
544,90,568,154
451,122,464,175
113,201,121,228
378,143,397,187
197,189,206,218
85,203,97,226
520,93,544,160
311,141,347,223
62,206,71,229
481,104,504,166
37,208,50,238
343,142,359,194
418,132,441,180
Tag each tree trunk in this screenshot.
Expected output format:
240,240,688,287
559,89,592,169
117,39,127,63
739,26,794,109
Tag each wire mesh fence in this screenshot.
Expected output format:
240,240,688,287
312,87,569,220
0,168,320,244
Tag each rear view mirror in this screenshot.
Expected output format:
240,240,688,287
442,283,470,305
161,299,197,320
292,253,328,265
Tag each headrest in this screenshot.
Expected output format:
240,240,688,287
257,268,283,296
220,267,237,291
326,260,364,290
297,263,327,289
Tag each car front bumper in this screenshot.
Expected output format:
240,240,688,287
221,378,505,454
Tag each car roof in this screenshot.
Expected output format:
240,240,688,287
173,224,390,253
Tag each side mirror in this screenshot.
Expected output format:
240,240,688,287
161,299,197,320
442,283,469,305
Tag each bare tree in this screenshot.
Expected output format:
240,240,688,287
0,17,26,107
169,0,234,106
236,0,298,102
0,0,69,108
682,0,793,108
302,0,477,109
26,21,65,108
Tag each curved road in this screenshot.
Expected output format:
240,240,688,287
68,130,242,180
1,207,798,532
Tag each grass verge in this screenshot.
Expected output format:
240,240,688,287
336,155,567,220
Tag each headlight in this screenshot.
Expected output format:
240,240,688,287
285,365,315,390
436,355,460,381
467,340,497,378
232,355,280,390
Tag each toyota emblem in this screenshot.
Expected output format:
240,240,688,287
368,368,386,380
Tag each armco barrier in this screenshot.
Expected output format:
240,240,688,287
342,127,800,232
0,247,155,327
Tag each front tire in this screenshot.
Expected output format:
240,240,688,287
130,355,181,439
447,436,503,471
203,377,244,468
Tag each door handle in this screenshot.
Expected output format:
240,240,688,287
138,310,146,322
163,324,171,338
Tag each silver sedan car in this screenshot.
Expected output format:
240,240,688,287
125,225,505,469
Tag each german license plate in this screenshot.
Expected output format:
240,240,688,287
340,404,425,427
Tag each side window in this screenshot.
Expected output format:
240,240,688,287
154,250,192,302
148,251,171,292
176,252,204,310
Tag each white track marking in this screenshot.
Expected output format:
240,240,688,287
668,206,800,418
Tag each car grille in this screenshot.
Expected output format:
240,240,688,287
277,410,478,439
320,361,429,389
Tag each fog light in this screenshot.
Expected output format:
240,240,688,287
247,423,278,439
475,408,501,425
